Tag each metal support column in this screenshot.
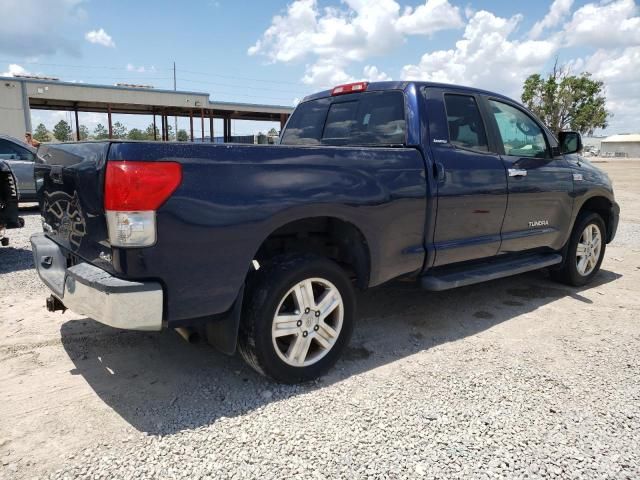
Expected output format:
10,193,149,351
201,108,205,142
153,114,157,141
280,113,288,131
209,114,214,143
160,114,166,141
107,104,113,139
189,111,194,142
223,117,228,143
74,107,80,141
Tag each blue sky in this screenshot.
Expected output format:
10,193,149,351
1,0,639,135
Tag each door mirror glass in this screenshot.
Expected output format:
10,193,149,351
559,131,582,155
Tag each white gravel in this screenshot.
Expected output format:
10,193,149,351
1,164,640,480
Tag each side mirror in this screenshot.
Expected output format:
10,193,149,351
559,131,583,155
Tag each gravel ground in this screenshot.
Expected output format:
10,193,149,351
1,161,639,480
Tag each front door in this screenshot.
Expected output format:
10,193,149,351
484,98,573,253
425,90,508,266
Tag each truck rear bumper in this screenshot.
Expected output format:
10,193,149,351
31,233,163,331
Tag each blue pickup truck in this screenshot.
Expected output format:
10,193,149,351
31,81,619,383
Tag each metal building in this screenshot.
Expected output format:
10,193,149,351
0,76,293,142
601,134,640,158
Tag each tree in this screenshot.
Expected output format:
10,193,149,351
145,123,159,140
52,120,72,142
127,128,146,140
94,123,109,140
268,127,279,136
521,60,609,136
78,125,89,140
112,121,127,139
33,123,50,143
176,129,189,141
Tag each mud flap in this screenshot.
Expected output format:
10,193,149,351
205,285,245,355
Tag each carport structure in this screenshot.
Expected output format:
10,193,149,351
0,76,293,141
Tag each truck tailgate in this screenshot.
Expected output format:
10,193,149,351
35,142,114,271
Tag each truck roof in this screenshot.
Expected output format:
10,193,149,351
302,80,517,105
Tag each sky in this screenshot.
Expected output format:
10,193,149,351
0,0,639,136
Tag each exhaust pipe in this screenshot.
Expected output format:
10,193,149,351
175,327,199,344
46,295,67,313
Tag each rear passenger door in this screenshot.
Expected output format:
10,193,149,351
483,98,573,253
423,88,508,266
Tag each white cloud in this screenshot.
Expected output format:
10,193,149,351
363,65,390,81
563,0,640,48
396,0,464,35
401,11,558,98
0,0,86,57
126,63,156,73
1,64,31,77
529,0,574,39
85,28,115,47
249,0,462,88
577,46,640,132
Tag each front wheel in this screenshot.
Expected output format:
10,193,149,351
238,254,355,383
551,212,607,286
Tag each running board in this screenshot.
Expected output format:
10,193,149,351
420,253,562,291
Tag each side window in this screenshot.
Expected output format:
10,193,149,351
489,100,549,158
15,145,35,161
0,139,19,159
443,94,489,152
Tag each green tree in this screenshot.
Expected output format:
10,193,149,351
521,61,609,136
145,123,159,140
33,123,50,143
127,128,146,140
268,127,279,136
94,123,109,140
112,121,128,139
78,125,89,140
52,120,72,142
176,129,189,141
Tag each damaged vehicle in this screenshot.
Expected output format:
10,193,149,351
0,160,24,246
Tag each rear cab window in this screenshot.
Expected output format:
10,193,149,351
281,91,406,146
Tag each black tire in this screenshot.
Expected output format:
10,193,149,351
237,253,356,383
550,212,607,286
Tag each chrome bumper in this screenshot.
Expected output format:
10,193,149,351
31,233,163,331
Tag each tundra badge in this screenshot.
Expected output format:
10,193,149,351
529,220,549,228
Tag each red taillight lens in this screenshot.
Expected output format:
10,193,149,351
104,161,182,211
331,82,369,96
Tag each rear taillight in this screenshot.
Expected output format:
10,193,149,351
331,82,368,96
104,161,182,248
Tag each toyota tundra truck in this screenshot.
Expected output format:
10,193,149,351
31,81,619,383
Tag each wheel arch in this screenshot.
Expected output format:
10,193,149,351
253,216,372,289
576,195,615,243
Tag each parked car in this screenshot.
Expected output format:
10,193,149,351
0,134,38,202
30,81,619,383
0,160,24,246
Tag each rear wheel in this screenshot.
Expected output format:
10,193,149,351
551,212,606,286
238,254,355,383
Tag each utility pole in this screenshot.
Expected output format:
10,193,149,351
173,61,178,140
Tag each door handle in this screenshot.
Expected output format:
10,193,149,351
508,168,527,177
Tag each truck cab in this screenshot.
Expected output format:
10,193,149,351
30,81,619,383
